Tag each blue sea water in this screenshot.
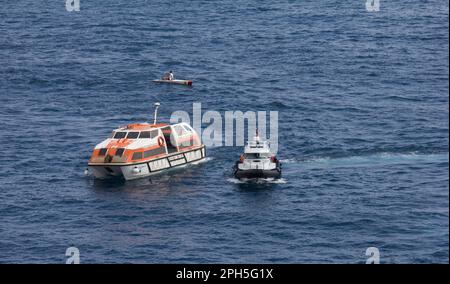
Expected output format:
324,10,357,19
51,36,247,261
0,0,448,263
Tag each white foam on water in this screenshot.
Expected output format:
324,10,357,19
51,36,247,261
191,157,214,165
260,178,287,184
284,152,448,170
227,178,245,184
279,158,297,164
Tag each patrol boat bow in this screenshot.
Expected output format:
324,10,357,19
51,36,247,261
233,131,281,179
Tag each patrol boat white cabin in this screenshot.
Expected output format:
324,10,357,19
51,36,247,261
233,130,281,179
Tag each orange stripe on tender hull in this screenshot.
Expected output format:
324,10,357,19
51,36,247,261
106,139,133,148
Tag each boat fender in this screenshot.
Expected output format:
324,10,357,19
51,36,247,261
132,167,141,174
158,136,165,147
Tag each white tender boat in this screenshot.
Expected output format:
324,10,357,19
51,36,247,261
233,131,281,179
88,103,205,180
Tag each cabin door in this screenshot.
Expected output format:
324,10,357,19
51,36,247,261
161,126,178,154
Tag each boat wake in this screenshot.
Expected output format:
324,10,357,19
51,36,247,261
281,152,448,169
227,177,287,184
193,157,214,164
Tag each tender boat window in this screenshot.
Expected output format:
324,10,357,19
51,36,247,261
139,130,158,139
139,131,150,138
151,130,158,138
98,148,108,156
182,125,193,132
113,132,127,139
174,125,187,136
132,152,142,160
144,149,153,158
127,132,140,139
115,148,124,157
144,147,166,158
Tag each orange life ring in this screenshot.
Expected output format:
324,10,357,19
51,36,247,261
158,136,165,147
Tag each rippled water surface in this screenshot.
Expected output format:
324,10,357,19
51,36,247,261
0,1,448,263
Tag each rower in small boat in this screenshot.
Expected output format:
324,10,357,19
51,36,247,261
153,71,193,86
162,70,174,81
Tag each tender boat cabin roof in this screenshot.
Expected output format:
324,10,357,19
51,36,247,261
108,122,196,140
115,123,169,131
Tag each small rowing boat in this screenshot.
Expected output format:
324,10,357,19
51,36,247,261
153,79,193,86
